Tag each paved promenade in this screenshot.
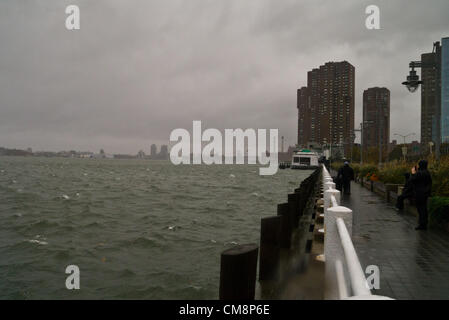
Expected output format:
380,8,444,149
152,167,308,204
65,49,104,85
341,181,449,299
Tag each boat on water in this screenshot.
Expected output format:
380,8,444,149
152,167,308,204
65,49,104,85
291,149,320,170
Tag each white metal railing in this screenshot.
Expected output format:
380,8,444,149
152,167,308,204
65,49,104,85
331,195,338,208
336,217,371,297
321,164,392,300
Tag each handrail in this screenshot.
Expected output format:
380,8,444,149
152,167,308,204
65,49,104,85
336,218,371,296
335,259,349,299
322,164,377,299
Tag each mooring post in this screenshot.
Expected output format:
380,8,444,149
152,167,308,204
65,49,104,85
259,216,281,281
277,203,292,248
219,243,259,300
288,193,300,228
299,195,307,217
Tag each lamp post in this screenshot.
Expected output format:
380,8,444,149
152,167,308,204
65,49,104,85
361,120,374,164
429,141,434,156
402,41,441,161
353,123,363,164
377,107,383,166
350,132,356,163
394,133,415,162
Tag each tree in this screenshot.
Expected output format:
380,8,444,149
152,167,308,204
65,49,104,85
351,145,361,162
388,146,403,162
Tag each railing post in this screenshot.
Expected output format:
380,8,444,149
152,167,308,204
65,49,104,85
324,181,335,191
324,206,353,300
323,188,340,211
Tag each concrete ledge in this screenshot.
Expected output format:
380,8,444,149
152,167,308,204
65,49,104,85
388,191,398,205
373,181,386,197
373,181,386,193
385,184,401,194
356,180,420,218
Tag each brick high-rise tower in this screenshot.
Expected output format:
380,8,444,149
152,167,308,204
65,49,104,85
362,87,390,157
297,86,311,146
297,61,355,156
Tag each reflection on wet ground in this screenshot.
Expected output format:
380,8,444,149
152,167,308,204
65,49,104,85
343,181,449,300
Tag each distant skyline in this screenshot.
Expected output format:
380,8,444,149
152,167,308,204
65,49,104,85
1,0,449,153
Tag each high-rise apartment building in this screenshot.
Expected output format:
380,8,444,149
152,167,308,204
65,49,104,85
160,145,169,159
442,37,449,143
150,144,157,157
297,87,310,146
297,61,355,156
420,42,441,148
362,87,390,156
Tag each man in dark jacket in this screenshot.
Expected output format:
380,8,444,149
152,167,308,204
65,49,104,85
337,161,355,195
409,160,432,230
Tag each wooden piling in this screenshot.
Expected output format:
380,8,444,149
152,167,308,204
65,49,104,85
219,243,259,300
305,239,313,253
277,203,291,248
259,216,281,281
309,224,315,232
288,193,300,228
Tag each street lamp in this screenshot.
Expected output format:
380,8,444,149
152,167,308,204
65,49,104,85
394,133,415,162
402,41,441,161
353,123,362,164
350,132,356,163
402,66,422,93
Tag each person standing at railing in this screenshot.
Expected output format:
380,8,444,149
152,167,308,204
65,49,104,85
337,161,354,195
409,160,432,231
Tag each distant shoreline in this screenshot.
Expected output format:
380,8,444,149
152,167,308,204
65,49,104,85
0,154,170,160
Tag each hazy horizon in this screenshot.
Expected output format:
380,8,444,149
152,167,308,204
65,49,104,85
1,0,449,154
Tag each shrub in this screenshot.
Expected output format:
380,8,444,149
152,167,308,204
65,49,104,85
358,165,378,179
351,163,361,177
331,162,343,172
429,157,449,197
378,162,409,184
325,156,448,197
429,197,449,228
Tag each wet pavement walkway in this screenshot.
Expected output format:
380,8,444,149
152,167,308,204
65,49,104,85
340,181,449,300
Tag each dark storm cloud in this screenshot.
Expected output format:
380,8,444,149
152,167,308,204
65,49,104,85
0,0,448,153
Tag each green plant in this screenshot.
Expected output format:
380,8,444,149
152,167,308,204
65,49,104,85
429,157,449,197
330,155,449,197
429,197,449,228
331,162,343,172
358,165,378,179
378,162,409,184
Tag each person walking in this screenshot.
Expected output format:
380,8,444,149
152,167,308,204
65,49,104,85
337,161,354,195
409,160,432,230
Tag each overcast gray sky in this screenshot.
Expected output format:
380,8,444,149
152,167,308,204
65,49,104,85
1,0,448,154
